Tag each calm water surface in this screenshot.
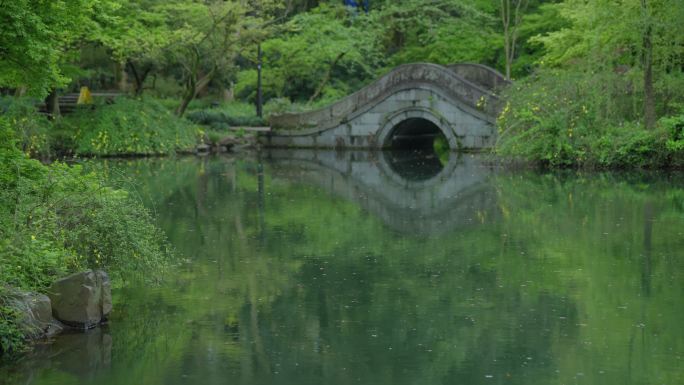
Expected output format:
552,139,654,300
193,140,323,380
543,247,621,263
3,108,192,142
2,150,684,385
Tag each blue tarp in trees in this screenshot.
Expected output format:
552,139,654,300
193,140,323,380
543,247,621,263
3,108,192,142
344,0,369,12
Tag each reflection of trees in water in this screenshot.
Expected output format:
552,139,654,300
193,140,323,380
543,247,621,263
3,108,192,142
492,172,684,385
6,159,684,385
127,157,560,384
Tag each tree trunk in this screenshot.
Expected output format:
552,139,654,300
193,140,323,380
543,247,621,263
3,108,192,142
308,51,346,104
641,0,656,130
127,60,152,96
44,88,60,119
116,61,128,92
223,86,234,102
176,70,215,117
501,0,511,80
500,0,527,81
256,44,263,118
176,81,196,118
504,31,511,80
14,86,27,97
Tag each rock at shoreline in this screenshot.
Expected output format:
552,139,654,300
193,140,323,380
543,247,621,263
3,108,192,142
8,290,63,338
48,270,112,329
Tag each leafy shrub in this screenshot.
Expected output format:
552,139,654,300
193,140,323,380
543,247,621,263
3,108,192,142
263,98,293,115
659,114,684,168
592,124,667,168
0,290,23,357
660,114,684,152
497,69,683,169
205,130,224,145
154,97,212,112
0,120,173,355
497,69,599,167
0,96,51,158
57,98,200,156
186,109,266,130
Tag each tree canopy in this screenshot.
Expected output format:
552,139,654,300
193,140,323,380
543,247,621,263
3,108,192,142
0,0,683,166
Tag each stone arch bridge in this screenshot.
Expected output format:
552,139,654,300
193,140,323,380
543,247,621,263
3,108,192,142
260,63,508,151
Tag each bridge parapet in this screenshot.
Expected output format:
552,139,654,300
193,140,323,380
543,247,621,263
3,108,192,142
447,63,510,91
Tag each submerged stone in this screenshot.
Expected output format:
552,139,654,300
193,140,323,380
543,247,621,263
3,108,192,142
48,270,112,329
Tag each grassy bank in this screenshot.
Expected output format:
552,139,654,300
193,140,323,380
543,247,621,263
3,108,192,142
1,96,285,158
2,97,202,158
0,118,174,356
55,98,201,156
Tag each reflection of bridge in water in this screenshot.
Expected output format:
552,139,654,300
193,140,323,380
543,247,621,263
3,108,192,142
264,149,499,236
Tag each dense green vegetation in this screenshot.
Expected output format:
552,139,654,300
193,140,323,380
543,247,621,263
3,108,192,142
1,97,200,157
0,119,173,355
56,98,199,156
497,70,684,168
2,0,683,166
496,0,684,168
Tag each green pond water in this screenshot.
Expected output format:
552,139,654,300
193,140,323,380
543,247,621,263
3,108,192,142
2,150,684,385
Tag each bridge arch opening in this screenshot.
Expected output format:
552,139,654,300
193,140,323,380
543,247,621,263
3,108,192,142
383,118,450,181
384,118,447,151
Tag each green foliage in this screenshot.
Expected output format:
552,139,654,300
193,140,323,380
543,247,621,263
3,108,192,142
661,114,684,152
186,99,323,128
57,98,200,155
497,0,684,168
96,0,170,64
433,134,450,165
204,130,224,145
0,120,174,355
230,0,566,108
376,0,498,67
236,1,506,104
497,69,588,166
497,69,684,168
540,0,684,112
592,124,668,168
0,289,24,357
535,0,684,73
154,97,210,111
507,3,568,78
0,0,120,96
263,97,294,115
186,109,266,130
0,97,51,158
237,4,385,103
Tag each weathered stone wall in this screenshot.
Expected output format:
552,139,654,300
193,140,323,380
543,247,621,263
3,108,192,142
263,63,504,150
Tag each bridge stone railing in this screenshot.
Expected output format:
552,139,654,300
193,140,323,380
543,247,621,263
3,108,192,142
447,63,510,92
270,63,504,132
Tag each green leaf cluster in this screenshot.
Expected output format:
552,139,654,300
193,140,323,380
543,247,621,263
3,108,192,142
0,0,112,96
0,97,52,158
